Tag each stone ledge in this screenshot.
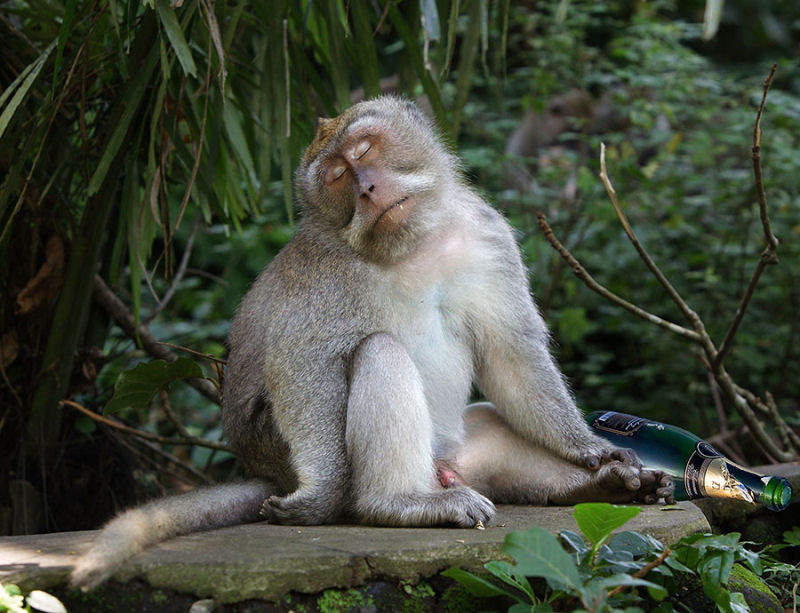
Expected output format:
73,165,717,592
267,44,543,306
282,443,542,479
0,502,708,604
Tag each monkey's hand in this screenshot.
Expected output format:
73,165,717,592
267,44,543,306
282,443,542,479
581,445,641,471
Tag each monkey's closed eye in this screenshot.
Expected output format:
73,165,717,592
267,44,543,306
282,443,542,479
327,164,347,184
353,140,371,160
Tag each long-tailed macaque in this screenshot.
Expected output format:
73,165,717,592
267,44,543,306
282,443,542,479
72,97,672,590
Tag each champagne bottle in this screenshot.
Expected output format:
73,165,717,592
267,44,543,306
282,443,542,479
585,410,793,511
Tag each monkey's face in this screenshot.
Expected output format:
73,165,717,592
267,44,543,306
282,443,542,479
297,97,458,263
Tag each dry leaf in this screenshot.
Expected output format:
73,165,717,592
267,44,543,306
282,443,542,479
16,235,64,314
0,330,18,369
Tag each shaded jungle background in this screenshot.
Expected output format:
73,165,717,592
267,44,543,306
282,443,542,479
1,0,799,535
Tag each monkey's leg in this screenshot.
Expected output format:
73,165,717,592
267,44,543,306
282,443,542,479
346,333,495,527
453,404,674,505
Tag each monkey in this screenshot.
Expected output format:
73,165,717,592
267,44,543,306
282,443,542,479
71,96,672,590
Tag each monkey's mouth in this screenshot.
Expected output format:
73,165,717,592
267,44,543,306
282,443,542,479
376,196,410,224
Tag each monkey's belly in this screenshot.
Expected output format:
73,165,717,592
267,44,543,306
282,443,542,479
400,306,473,455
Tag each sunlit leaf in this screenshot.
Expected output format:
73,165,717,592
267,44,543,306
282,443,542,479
573,503,641,549
0,41,55,142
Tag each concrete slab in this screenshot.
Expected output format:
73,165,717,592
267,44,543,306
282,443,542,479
0,502,708,604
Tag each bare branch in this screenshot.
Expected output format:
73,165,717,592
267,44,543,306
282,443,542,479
114,431,212,486
599,144,707,336
92,274,221,404
145,217,200,324
536,212,702,343
62,399,231,452
714,64,780,368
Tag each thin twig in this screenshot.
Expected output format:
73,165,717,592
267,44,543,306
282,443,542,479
62,399,231,452
114,430,212,486
373,0,391,35
92,275,220,404
159,341,226,365
599,144,706,335
159,389,192,440
713,64,779,369
607,547,672,599
536,213,702,343
144,217,200,324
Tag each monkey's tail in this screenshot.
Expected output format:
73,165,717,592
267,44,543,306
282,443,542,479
70,480,275,590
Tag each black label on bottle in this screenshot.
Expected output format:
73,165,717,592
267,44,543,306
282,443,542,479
590,411,647,437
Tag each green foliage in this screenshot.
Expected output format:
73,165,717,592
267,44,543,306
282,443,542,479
461,0,800,442
444,502,796,612
104,357,205,414
0,584,66,613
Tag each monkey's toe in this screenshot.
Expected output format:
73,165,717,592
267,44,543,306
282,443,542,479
635,469,674,504
444,487,496,527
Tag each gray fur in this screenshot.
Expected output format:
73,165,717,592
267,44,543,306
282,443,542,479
72,97,670,590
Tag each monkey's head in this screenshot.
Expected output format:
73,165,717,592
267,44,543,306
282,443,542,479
296,97,460,263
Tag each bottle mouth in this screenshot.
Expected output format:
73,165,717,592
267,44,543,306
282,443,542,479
763,477,793,512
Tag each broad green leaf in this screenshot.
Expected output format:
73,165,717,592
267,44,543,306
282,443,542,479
560,529,589,555
155,0,197,77
504,527,581,591
0,41,55,142
485,560,537,602
594,573,665,594
573,503,641,549
440,567,519,600
698,550,735,589
608,531,659,557
106,358,204,413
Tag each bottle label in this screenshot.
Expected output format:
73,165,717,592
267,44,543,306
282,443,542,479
590,411,648,437
684,442,755,503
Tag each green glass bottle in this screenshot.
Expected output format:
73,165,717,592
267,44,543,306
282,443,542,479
585,410,793,511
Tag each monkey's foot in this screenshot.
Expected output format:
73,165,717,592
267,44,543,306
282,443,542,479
550,461,673,505
355,486,496,528
261,489,342,525
636,468,675,505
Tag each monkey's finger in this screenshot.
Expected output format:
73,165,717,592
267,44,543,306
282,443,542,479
605,462,641,491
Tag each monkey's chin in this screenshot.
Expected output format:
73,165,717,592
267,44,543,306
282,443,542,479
373,196,413,234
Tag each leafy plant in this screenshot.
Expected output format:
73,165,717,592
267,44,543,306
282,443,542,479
0,584,66,613
443,502,790,612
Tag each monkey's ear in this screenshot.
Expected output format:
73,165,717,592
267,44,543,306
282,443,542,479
316,116,333,131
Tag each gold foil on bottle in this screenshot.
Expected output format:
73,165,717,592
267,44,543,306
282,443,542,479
697,457,755,503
